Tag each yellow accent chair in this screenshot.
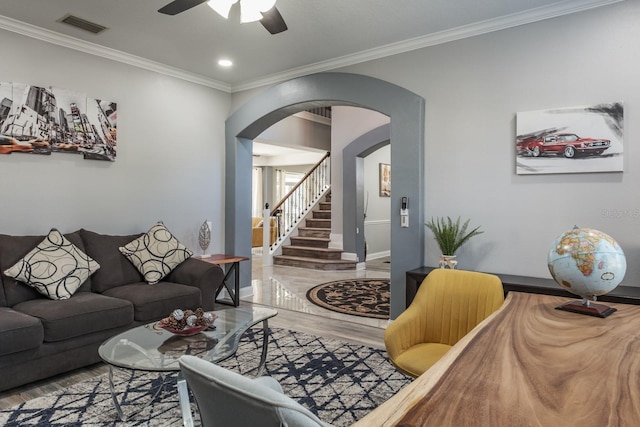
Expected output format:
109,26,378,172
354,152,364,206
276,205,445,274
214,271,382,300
385,269,504,378
252,217,277,247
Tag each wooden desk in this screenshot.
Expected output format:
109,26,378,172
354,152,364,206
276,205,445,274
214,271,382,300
199,254,249,307
355,292,640,426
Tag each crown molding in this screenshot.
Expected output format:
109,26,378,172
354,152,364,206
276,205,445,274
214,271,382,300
0,15,231,93
231,0,624,92
0,0,623,94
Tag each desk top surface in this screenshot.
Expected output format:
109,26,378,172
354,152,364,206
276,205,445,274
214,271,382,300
355,292,640,426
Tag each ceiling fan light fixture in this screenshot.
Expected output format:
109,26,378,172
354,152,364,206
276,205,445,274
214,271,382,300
207,0,237,19
240,0,277,23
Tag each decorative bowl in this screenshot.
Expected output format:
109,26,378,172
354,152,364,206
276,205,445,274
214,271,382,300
157,320,209,336
156,311,217,336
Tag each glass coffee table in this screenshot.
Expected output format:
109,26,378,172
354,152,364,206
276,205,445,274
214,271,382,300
98,306,278,427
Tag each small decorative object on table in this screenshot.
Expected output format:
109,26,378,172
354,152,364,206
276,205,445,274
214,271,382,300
425,216,483,269
198,220,211,257
548,226,626,318
157,307,217,336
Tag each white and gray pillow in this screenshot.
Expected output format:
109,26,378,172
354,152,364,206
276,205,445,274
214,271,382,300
119,221,192,285
4,229,100,300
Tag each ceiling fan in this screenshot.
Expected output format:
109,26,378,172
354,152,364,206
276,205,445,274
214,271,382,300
158,0,288,34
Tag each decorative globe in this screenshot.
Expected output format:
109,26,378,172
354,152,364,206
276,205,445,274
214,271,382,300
547,227,626,300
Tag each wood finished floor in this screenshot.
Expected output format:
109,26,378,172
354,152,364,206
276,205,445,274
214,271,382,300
0,257,390,411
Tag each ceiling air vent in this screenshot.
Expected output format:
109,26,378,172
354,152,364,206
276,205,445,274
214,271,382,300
58,14,108,34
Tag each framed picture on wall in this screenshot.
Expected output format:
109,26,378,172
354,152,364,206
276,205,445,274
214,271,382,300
379,163,391,197
515,102,623,174
0,81,118,162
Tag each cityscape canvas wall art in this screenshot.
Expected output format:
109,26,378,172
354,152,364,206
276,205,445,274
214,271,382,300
516,102,623,175
0,82,117,161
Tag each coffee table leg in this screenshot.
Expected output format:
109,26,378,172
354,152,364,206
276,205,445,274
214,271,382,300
108,366,126,421
255,319,271,377
177,371,194,427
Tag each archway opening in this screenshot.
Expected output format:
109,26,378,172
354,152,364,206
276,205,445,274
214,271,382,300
225,73,425,318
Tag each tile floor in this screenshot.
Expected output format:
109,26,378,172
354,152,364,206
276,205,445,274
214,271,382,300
245,255,391,329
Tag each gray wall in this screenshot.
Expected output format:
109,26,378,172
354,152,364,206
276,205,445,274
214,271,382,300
2,0,639,305
228,2,640,285
328,1,640,283
330,107,391,240
0,28,230,253
364,144,391,258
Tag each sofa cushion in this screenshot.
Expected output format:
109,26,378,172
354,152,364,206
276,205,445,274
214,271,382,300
79,229,144,293
4,229,100,300
0,307,43,356
119,222,193,285
0,231,90,306
13,292,133,342
102,282,201,322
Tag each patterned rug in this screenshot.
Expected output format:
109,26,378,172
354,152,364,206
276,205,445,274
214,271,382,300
0,327,409,426
306,278,390,319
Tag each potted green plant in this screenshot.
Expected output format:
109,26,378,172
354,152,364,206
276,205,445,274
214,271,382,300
425,216,483,268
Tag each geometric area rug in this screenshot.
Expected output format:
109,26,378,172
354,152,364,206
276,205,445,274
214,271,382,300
0,327,410,426
306,278,390,319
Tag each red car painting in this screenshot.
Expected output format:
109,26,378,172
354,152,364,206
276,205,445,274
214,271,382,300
517,133,610,158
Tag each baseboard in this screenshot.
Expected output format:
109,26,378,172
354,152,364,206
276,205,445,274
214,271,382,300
218,285,254,301
341,252,357,261
366,250,390,261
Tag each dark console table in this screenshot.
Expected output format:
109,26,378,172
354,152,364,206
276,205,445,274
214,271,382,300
406,266,640,308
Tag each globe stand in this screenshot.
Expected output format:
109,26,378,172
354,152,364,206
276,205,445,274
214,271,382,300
556,297,617,318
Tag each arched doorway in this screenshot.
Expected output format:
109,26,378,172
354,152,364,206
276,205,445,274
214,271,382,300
225,72,424,318
342,123,391,266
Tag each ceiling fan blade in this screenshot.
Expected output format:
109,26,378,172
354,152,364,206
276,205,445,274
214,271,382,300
260,6,288,34
158,0,208,15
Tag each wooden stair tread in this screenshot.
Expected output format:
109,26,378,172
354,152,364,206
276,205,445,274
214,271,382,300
274,255,357,266
285,245,341,253
290,236,330,242
274,258,357,271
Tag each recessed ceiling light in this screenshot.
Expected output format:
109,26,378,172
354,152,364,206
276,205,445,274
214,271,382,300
218,59,233,67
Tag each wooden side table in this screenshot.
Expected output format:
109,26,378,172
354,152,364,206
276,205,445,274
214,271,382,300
199,254,249,307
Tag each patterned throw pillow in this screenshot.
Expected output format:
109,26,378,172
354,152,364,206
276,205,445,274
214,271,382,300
119,221,193,285
4,229,100,300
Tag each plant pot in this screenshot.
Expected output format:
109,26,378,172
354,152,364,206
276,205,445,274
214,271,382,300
439,255,458,269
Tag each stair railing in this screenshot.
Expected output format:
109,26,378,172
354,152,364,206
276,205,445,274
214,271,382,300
266,152,330,255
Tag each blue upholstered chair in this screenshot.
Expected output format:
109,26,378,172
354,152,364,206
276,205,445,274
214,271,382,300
178,355,332,427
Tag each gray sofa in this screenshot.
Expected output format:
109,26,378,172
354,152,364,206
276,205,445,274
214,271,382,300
0,228,225,392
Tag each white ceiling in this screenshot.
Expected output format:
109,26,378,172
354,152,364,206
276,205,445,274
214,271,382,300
0,0,620,92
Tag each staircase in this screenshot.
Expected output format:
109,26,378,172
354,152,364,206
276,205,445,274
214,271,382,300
273,193,357,270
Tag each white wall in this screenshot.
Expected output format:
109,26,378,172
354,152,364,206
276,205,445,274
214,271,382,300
334,1,640,282
0,29,230,254
256,115,330,152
